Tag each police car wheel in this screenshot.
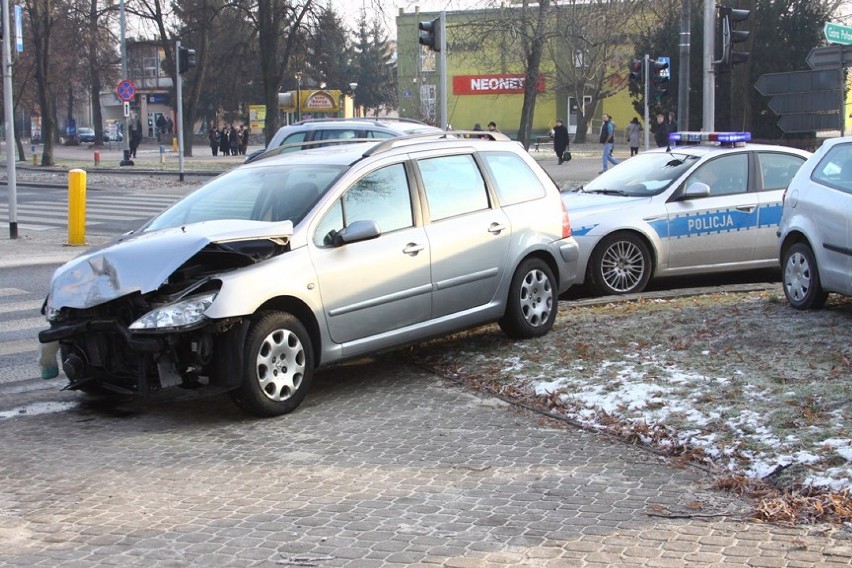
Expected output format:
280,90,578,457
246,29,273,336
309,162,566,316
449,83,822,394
589,232,652,296
782,242,828,310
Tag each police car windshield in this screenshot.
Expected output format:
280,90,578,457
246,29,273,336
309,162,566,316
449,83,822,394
584,152,699,196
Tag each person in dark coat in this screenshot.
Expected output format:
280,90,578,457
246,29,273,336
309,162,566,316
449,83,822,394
552,119,569,165
219,125,230,156
653,114,668,148
129,119,142,158
208,127,219,156
230,125,239,156
239,126,250,155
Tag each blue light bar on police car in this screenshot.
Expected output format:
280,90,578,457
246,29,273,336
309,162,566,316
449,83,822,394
669,131,751,144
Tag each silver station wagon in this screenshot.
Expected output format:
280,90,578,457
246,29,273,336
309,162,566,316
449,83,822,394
561,132,810,296
40,133,580,417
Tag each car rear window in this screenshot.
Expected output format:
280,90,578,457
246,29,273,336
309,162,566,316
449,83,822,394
479,151,546,205
811,142,852,194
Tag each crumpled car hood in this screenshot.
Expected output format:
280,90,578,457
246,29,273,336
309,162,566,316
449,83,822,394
48,220,293,310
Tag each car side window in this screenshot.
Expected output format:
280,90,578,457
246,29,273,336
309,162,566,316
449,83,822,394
368,130,396,139
480,151,547,205
684,154,748,197
758,153,805,191
417,154,489,221
811,143,852,194
318,129,358,140
313,163,413,247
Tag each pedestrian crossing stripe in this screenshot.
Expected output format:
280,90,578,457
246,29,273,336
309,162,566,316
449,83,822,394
0,288,28,297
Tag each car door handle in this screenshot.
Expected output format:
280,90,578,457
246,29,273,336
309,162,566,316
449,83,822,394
735,205,756,213
403,243,425,255
488,222,507,234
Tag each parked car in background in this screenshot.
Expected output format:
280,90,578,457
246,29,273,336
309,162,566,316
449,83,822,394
245,117,443,163
40,133,580,417
103,129,123,142
778,136,852,309
561,132,810,296
77,127,96,143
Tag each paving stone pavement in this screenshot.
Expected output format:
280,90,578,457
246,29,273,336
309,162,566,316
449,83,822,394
0,357,850,567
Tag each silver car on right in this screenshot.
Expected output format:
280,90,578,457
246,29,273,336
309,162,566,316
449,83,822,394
778,136,852,309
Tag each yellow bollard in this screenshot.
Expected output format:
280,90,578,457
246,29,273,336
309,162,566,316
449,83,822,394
67,169,87,246
172,137,178,152
32,153,38,166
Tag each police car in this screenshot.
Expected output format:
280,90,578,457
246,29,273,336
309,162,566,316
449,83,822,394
561,132,811,296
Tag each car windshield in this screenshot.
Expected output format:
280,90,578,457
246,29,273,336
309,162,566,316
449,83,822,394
583,152,699,196
145,164,345,231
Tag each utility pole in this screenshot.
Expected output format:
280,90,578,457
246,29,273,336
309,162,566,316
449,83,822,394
678,0,690,130
2,0,18,238
702,0,715,131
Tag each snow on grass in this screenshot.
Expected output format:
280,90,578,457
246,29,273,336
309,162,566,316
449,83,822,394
411,291,852,492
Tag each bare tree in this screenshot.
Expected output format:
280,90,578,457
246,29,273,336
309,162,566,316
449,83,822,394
548,0,647,143
254,0,314,144
24,0,58,165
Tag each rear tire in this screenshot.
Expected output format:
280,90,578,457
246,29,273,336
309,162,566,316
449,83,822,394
499,258,557,339
782,242,828,310
230,311,314,417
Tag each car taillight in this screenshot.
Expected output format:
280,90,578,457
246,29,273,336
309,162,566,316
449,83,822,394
561,201,572,238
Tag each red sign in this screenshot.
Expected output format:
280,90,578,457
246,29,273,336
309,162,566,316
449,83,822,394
453,74,546,95
116,79,136,102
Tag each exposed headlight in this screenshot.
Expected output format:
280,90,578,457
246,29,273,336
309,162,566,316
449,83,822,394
129,292,217,331
45,305,61,322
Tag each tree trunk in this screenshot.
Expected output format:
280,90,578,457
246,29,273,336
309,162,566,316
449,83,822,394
27,0,56,165
517,0,550,149
258,0,281,145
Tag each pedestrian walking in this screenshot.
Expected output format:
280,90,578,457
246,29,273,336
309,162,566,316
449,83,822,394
627,117,642,156
129,119,142,158
599,114,620,173
552,119,570,165
230,125,239,156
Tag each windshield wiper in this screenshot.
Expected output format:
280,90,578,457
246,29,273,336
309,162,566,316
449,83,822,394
584,189,629,196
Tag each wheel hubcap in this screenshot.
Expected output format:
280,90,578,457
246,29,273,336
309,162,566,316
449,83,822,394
256,329,305,401
601,241,645,293
519,269,553,327
785,251,811,302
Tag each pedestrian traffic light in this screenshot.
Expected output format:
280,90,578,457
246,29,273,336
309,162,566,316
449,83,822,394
720,5,750,66
178,46,196,74
651,57,670,101
629,60,644,83
418,18,441,52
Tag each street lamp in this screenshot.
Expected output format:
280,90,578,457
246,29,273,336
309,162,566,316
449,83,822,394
295,72,303,122
348,82,358,118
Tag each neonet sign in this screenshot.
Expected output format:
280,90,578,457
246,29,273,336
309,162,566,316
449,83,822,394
453,74,546,95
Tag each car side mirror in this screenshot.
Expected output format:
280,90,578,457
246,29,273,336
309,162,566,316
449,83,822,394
332,220,381,246
683,182,711,199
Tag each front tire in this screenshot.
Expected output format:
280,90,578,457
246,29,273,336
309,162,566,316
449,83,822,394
499,258,557,339
588,232,652,296
782,242,828,310
230,311,314,417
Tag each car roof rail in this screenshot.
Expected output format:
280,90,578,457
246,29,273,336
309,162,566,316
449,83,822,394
246,137,380,163
296,117,428,126
362,130,510,157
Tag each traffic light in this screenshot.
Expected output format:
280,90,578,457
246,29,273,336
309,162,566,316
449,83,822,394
418,18,441,52
651,57,670,101
178,46,196,74
720,5,750,66
629,60,644,83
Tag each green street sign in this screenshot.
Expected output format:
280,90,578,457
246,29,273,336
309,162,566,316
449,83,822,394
824,22,852,45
